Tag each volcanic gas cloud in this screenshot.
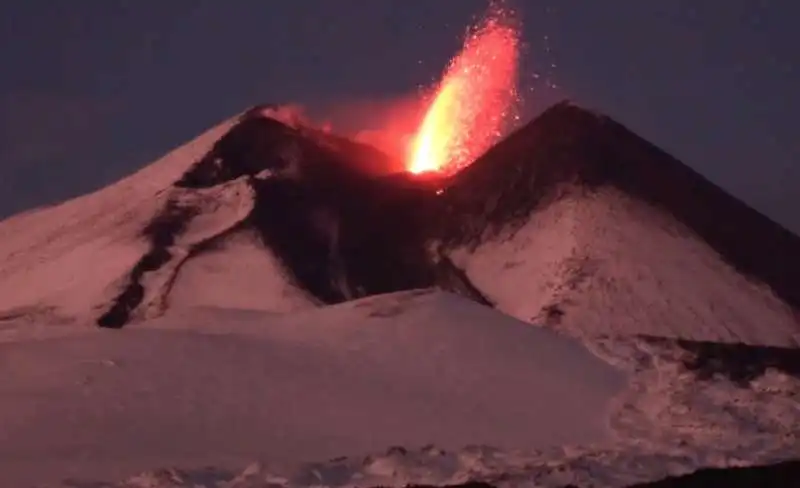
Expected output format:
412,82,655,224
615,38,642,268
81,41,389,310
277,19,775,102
407,4,521,176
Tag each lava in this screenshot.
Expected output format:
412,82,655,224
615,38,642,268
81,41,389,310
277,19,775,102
408,4,521,176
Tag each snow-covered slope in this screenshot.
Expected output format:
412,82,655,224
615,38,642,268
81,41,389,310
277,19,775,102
446,188,799,346
0,116,252,325
0,290,624,487
0,108,411,327
166,229,312,312
437,102,800,347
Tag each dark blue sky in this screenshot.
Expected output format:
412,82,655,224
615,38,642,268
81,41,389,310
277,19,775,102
1,1,797,232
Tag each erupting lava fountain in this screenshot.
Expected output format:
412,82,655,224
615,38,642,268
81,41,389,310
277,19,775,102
407,5,521,176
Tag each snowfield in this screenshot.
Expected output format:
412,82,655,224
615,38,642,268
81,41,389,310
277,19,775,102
1,291,624,486
1,291,799,487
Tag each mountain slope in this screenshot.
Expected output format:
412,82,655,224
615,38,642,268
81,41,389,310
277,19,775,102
437,102,800,346
0,108,454,328
0,117,241,325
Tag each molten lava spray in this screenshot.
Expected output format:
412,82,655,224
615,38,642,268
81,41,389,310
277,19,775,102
408,4,520,175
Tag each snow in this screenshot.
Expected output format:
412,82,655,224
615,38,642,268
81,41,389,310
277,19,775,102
0,119,235,324
0,290,624,487
167,229,315,313
447,187,800,347
2,292,795,488
0,116,314,326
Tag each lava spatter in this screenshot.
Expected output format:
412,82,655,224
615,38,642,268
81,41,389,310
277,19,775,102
408,4,521,176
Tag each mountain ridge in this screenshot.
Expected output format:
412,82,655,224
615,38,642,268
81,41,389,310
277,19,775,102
0,101,798,342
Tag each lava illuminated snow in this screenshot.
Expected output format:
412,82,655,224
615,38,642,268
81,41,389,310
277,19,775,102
408,6,521,176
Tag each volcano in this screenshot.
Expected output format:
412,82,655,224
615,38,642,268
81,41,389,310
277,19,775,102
439,102,800,346
1,102,798,344
1,102,800,487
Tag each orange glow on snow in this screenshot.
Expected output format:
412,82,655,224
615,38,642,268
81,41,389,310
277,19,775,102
407,5,520,176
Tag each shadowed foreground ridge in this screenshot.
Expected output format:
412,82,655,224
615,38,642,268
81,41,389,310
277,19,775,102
625,459,800,487
64,459,800,487
442,101,800,310
386,459,800,487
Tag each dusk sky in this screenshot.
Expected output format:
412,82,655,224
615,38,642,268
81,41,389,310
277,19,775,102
1,1,797,232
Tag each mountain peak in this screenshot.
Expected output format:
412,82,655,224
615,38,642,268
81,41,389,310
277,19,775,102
443,100,800,313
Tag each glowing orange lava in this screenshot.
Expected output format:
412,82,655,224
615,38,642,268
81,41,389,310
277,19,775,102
408,5,520,175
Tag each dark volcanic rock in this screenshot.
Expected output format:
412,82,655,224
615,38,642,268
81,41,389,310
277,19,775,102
644,335,800,384
175,115,298,188
97,200,200,328
202,112,448,304
176,109,395,189
626,459,800,487
386,459,800,487
244,170,443,303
